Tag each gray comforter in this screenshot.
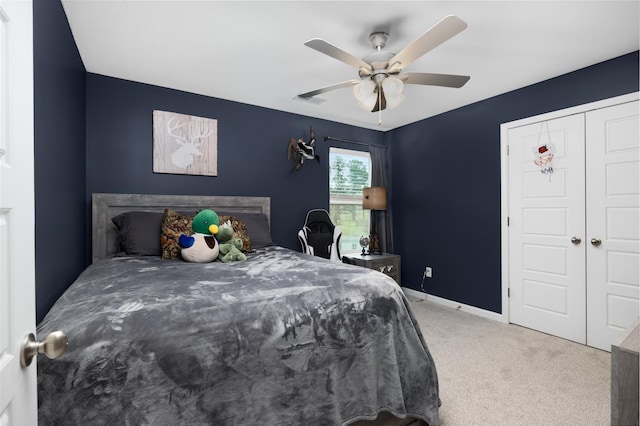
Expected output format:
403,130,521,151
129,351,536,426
37,246,439,425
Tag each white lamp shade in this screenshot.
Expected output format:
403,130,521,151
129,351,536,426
353,79,376,101
363,187,387,210
386,93,405,109
358,91,378,110
382,76,404,109
382,76,403,96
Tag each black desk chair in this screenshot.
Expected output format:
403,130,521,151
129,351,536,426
297,209,342,261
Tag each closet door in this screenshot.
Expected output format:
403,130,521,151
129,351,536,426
586,100,640,351
508,114,586,344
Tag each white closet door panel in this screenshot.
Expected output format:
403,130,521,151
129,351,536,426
508,114,586,344
586,100,640,351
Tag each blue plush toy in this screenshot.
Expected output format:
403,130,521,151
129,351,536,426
178,209,220,263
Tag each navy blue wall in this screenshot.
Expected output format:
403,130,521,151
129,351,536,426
34,0,87,322
390,51,639,314
85,75,386,253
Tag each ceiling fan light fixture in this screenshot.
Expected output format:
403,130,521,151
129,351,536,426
353,79,376,102
386,93,405,109
354,79,378,110
358,92,378,111
300,15,469,120
381,76,405,109
382,76,404,97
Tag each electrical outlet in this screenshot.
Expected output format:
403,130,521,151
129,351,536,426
424,266,432,278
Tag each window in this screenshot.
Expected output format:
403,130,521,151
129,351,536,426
329,147,371,254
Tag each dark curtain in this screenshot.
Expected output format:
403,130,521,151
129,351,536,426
369,145,393,254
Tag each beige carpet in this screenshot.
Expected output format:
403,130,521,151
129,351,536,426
407,298,611,426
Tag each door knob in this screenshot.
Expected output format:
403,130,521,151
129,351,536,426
571,236,582,245
591,238,602,247
20,330,68,368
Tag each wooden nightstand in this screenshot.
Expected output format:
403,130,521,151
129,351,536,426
342,253,401,285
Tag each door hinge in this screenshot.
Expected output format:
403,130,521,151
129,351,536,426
507,216,510,226
508,288,510,298
506,145,509,155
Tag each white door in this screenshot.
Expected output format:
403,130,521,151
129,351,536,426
586,100,640,351
508,114,587,344
0,0,37,424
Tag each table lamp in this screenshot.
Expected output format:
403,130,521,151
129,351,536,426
362,186,387,255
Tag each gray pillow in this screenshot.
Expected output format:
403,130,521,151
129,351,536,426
217,212,273,249
111,211,163,256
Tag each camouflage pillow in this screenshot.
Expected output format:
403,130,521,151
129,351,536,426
160,208,194,259
219,215,251,252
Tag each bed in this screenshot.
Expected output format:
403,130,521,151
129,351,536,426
36,193,440,425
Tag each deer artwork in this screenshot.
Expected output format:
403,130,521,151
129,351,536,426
166,116,212,169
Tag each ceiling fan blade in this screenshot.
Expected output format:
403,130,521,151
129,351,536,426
305,39,373,74
387,15,467,72
371,87,387,113
297,80,360,99
402,72,470,88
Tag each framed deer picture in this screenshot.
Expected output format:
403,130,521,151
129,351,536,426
153,110,218,176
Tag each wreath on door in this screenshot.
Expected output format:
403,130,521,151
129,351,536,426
533,121,555,179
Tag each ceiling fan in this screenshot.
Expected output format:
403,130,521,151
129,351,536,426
297,15,470,115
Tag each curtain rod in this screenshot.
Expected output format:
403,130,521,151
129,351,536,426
323,136,387,149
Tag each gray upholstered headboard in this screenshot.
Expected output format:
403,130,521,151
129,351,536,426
92,193,271,262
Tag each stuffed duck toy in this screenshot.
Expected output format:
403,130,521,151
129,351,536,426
178,209,220,263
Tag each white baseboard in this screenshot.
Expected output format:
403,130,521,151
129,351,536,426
401,287,507,324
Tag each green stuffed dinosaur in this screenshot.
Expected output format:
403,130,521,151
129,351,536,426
217,220,247,263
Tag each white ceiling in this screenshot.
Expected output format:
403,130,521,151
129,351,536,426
61,1,640,131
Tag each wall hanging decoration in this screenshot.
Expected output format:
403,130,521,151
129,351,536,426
287,126,319,173
153,110,217,176
533,121,555,180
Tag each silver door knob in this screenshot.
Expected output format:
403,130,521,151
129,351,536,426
571,236,582,245
20,331,68,367
591,238,602,247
